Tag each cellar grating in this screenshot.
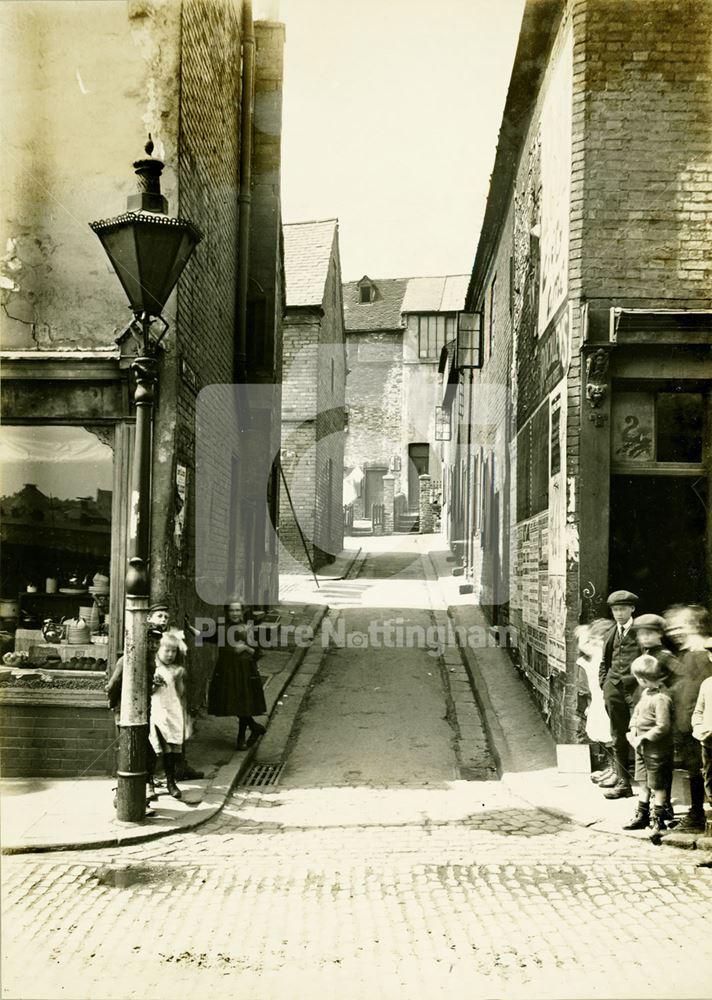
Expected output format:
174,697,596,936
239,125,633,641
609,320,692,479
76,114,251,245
241,762,285,788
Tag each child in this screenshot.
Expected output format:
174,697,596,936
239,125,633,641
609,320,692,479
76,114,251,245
599,590,640,799
691,674,712,821
631,614,676,681
664,604,712,833
575,619,615,783
150,630,193,800
623,654,673,835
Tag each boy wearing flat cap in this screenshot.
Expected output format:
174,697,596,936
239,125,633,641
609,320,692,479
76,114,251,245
632,614,676,684
599,589,640,799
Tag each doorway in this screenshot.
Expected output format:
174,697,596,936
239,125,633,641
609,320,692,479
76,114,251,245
609,474,708,613
408,443,430,512
364,467,387,521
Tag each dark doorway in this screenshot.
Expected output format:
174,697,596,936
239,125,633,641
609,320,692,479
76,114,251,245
408,443,429,512
364,468,386,520
609,474,708,613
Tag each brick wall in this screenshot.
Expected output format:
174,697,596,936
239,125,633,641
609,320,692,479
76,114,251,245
0,702,116,778
150,0,244,705
280,314,320,565
344,331,403,515
314,256,346,562
281,239,346,569
582,0,712,309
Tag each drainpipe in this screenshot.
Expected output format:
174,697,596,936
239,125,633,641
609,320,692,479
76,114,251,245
236,0,255,383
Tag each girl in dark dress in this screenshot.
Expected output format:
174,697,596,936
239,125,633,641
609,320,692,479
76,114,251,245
207,602,267,750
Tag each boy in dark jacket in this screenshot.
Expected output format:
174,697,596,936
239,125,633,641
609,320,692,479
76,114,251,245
599,589,640,799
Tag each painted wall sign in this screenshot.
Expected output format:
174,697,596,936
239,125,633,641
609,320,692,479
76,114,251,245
174,462,188,565
611,392,654,462
538,21,573,334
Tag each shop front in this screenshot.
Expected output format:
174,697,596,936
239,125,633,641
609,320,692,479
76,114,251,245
579,311,711,625
0,354,130,777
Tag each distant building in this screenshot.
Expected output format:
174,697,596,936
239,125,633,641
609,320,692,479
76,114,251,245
280,220,346,570
343,274,468,532
443,0,712,741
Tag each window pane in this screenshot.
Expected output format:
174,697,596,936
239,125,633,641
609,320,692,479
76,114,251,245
0,426,114,597
656,392,703,463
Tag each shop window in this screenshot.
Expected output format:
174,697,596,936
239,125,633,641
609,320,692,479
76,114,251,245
612,390,704,466
0,425,114,634
656,392,703,463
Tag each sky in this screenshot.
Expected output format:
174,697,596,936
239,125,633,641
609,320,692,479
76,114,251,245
265,0,525,282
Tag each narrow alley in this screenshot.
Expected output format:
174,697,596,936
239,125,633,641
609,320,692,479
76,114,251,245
2,538,711,1000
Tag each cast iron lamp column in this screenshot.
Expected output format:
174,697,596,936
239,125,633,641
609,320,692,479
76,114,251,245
90,139,202,822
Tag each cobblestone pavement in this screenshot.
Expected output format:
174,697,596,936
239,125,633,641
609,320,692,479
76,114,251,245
3,790,712,1000
3,544,712,999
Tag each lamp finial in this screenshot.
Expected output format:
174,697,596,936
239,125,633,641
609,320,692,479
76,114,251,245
145,134,154,156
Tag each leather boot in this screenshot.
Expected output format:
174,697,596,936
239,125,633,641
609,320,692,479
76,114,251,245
603,780,633,799
623,802,650,830
237,719,249,751
246,719,266,747
164,753,182,800
674,808,705,833
649,804,667,835
592,767,616,785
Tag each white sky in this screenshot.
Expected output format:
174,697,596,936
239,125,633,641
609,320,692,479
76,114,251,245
269,0,525,282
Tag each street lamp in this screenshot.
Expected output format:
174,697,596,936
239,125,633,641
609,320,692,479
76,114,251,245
90,138,202,822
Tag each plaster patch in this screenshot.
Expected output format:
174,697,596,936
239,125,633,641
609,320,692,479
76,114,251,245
566,523,579,563
567,476,576,515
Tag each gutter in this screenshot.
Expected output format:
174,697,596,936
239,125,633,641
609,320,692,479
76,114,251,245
235,0,255,382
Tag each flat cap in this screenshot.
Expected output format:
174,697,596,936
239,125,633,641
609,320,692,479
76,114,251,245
148,601,169,613
607,589,639,606
632,613,666,632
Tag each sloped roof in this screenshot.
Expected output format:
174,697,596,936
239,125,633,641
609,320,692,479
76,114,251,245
283,219,338,308
400,274,469,314
343,274,469,333
342,277,409,332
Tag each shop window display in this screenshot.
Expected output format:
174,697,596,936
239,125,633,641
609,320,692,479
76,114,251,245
0,426,114,671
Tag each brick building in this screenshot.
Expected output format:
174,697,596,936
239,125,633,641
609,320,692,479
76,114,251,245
442,0,712,741
280,220,346,570
0,0,285,776
343,274,468,531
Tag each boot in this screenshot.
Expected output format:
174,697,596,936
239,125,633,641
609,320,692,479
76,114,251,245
591,766,615,785
599,769,620,788
649,804,667,837
246,719,266,747
163,753,182,800
623,801,650,830
237,719,249,751
674,808,705,833
603,780,633,799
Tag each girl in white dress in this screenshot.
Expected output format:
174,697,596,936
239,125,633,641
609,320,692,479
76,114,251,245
150,630,193,800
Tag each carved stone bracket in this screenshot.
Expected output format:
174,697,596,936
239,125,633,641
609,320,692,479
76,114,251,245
585,348,609,425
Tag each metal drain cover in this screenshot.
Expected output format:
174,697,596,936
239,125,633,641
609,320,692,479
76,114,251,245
241,762,284,787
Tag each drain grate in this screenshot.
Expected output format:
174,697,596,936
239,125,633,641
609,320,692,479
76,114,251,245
241,762,285,788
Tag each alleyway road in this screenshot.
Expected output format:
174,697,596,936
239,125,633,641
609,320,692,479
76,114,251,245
2,539,712,999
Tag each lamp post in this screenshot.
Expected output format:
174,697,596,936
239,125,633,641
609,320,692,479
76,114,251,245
90,138,202,822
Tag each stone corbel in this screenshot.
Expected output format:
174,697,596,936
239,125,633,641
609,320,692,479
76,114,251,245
585,348,609,426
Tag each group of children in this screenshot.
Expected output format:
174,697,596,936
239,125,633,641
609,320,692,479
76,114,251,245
580,590,712,838
108,599,267,805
